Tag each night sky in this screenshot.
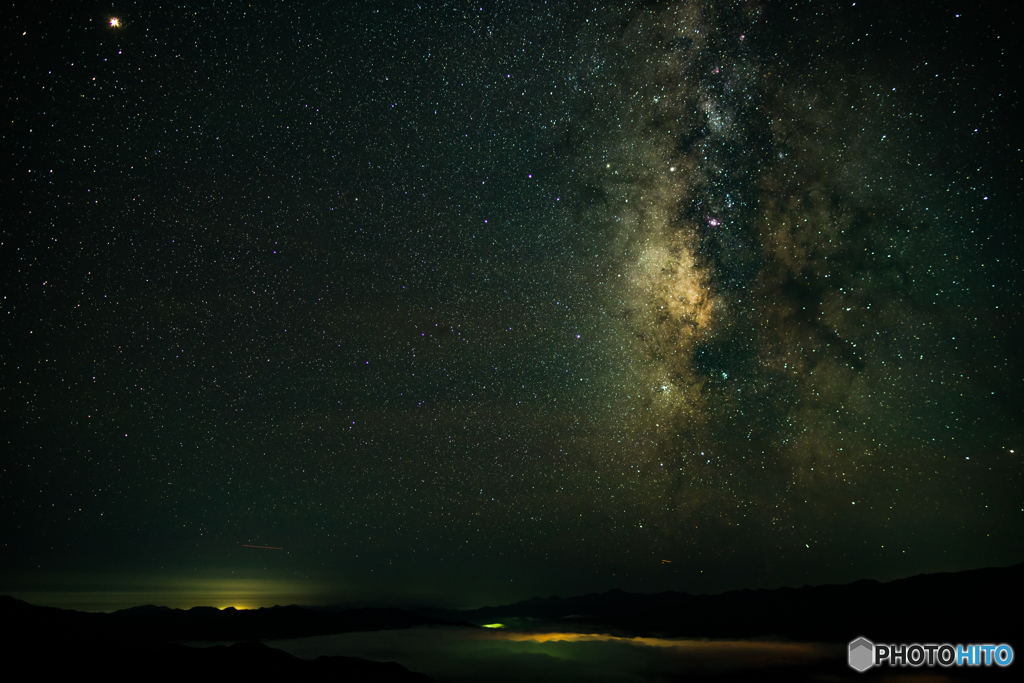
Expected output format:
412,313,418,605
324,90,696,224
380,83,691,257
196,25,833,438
3,1,1021,611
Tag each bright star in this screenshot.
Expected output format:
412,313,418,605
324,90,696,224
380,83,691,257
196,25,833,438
110,18,120,28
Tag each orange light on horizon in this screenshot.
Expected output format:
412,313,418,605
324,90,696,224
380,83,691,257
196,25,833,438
485,631,832,658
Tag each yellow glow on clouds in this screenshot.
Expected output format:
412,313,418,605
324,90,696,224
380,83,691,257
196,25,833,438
482,630,829,659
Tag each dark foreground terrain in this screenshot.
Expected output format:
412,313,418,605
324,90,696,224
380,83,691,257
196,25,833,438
419,561,1024,645
1,596,447,681
3,562,1020,682
15,637,435,680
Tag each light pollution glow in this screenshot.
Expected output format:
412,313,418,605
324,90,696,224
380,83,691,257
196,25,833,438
478,630,831,659
8,577,332,612
266,626,848,682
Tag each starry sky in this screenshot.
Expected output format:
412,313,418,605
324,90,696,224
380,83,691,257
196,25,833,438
3,0,1022,611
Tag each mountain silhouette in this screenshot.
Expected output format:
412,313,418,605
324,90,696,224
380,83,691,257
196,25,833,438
0,595,473,641
1,596,459,681
418,562,1024,644
3,563,1020,681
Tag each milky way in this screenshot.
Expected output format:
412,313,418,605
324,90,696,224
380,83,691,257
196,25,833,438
3,1,1020,607
555,1,1020,582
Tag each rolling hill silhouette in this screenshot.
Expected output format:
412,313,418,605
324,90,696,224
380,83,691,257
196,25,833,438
2,562,1019,681
419,562,1023,643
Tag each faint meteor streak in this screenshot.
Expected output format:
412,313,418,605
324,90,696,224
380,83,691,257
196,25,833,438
242,544,283,550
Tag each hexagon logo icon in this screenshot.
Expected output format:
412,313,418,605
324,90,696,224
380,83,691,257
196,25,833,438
848,637,874,672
